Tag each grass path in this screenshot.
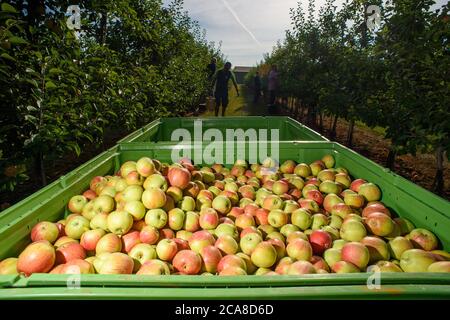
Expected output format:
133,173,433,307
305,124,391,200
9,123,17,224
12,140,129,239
201,85,269,117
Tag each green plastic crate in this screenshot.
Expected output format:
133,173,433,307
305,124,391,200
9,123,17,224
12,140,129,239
118,117,329,143
0,141,449,299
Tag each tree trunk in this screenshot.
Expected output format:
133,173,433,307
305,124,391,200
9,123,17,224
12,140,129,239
330,115,338,140
35,152,47,187
319,111,323,132
432,146,445,195
307,105,317,128
346,119,354,147
385,147,397,170
293,99,297,118
98,9,108,45
26,0,45,41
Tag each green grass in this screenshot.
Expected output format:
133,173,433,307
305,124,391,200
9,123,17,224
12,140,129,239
355,120,386,136
201,85,266,117
200,87,388,141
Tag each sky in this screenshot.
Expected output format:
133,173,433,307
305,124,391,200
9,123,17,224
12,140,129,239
163,0,448,67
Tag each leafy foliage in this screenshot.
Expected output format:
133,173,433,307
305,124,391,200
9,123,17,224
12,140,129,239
0,0,221,190
255,0,449,194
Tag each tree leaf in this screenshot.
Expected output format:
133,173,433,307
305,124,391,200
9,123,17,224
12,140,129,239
1,3,18,13
45,81,57,90
8,36,28,45
0,53,15,61
49,68,63,74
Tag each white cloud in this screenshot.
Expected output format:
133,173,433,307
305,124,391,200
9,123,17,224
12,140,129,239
164,0,449,66
219,0,263,48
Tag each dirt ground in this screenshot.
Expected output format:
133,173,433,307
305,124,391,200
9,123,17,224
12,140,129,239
0,128,129,210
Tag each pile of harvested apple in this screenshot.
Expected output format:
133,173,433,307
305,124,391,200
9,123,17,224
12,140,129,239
1,155,449,276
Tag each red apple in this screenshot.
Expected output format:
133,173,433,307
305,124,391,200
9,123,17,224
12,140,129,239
94,252,134,274
289,188,302,200
331,261,360,273
218,266,247,275
0,258,18,275
168,167,191,189
305,190,324,206
220,190,239,206
199,208,219,230
238,185,256,200
198,189,214,201
142,188,166,209
255,208,270,225
212,195,232,215
217,255,247,273
17,241,56,276
298,199,320,213
286,231,308,243
156,239,178,261
227,207,244,220
136,157,155,177
137,259,170,275
251,241,278,268
361,236,390,263
96,233,122,254
54,236,78,248
286,238,312,261
215,235,239,255
287,261,316,274
344,193,365,209
49,264,65,274
310,255,330,272
280,160,296,174
80,229,106,251
268,238,286,260
309,230,333,255
173,238,190,251
365,212,395,236
183,181,200,198
341,242,370,270
60,259,94,274
358,183,381,202
189,230,216,254
83,189,97,200
262,195,284,211
121,231,141,253
55,242,86,265
407,228,439,251
275,257,295,274
200,245,223,274
362,203,391,218
55,222,66,238
240,226,261,238
139,225,159,245
31,221,59,244
68,195,88,214
272,180,289,195
234,213,255,231
159,228,175,240
350,179,367,192
173,250,202,275
243,203,259,216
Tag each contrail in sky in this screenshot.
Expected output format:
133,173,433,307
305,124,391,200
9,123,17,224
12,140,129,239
219,0,264,48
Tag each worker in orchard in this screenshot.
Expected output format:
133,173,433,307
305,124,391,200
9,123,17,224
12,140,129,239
211,61,239,116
